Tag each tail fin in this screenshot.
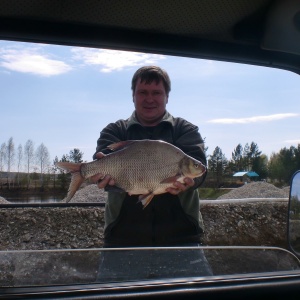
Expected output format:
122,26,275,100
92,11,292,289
138,193,155,209
56,162,85,203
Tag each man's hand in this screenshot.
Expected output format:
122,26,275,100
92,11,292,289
166,177,195,195
90,152,115,188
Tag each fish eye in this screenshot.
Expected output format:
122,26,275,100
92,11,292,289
194,163,199,168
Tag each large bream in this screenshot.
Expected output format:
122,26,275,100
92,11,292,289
56,140,206,207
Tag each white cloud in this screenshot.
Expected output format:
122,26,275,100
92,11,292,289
71,48,165,72
208,113,299,124
0,48,72,76
285,139,300,144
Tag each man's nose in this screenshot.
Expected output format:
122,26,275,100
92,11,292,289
144,93,154,102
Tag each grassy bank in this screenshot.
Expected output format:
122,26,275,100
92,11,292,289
198,188,232,200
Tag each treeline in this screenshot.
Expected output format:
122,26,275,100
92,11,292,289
0,137,83,190
207,142,300,187
0,138,50,189
1,137,299,189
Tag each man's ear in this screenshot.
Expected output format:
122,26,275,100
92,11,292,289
133,94,137,105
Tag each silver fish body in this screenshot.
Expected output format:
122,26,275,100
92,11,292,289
56,140,206,207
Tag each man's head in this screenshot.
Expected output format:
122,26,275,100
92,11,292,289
131,66,171,126
131,66,171,96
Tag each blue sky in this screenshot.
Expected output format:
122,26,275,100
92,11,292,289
1,40,300,169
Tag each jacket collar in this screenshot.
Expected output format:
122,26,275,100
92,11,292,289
127,110,175,128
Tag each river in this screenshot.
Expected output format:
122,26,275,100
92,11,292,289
4,195,65,204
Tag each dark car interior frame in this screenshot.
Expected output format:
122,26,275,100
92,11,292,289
1,0,300,299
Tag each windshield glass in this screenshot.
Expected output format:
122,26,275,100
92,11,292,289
0,40,299,205
1,247,299,287
1,40,300,287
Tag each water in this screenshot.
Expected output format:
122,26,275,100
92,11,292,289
4,195,64,204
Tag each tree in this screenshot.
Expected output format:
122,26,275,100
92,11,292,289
61,154,69,162
268,152,283,182
57,154,70,189
248,142,262,169
268,146,296,185
24,139,34,189
208,146,228,187
0,143,6,172
36,143,50,187
0,143,6,189
6,137,15,188
242,143,250,171
52,156,59,188
293,144,300,173
16,144,23,186
252,154,268,179
280,147,296,184
69,148,84,163
231,144,243,171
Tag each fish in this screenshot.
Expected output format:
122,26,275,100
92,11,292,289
56,140,206,208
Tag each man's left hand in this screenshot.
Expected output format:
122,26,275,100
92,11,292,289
166,177,195,195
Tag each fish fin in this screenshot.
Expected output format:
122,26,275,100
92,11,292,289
56,161,81,173
138,193,155,209
160,175,181,184
64,172,85,202
107,140,135,151
55,162,84,202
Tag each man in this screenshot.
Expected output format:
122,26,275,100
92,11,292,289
93,66,212,279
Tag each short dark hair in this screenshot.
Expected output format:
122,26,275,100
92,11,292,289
131,66,171,96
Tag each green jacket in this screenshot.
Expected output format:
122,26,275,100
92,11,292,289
93,111,207,246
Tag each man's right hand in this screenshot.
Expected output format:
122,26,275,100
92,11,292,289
90,152,115,188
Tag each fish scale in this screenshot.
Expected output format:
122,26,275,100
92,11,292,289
56,140,206,207
82,142,184,193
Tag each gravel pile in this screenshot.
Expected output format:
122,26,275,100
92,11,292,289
217,182,289,200
0,196,9,204
63,184,108,203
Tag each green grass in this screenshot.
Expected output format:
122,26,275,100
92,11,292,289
198,188,232,200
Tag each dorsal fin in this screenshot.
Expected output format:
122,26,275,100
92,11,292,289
107,140,136,151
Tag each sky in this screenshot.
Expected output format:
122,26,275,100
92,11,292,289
1,40,300,170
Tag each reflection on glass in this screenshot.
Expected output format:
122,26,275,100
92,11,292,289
0,247,299,287
289,171,300,255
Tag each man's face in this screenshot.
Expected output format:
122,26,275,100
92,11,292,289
133,79,168,126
